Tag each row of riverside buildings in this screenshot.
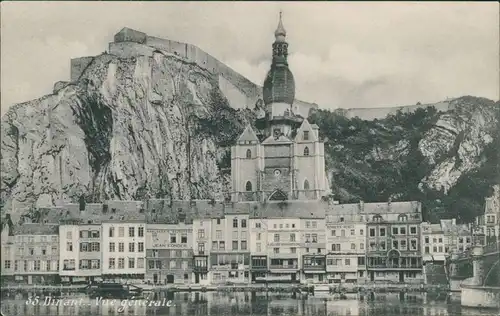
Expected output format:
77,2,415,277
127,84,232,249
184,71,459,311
1,193,497,286
1,14,499,287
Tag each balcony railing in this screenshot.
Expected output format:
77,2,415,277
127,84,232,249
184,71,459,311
269,264,298,270
193,266,208,272
367,264,422,269
303,265,326,271
250,265,268,271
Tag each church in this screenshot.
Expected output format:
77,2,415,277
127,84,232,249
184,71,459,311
230,13,330,203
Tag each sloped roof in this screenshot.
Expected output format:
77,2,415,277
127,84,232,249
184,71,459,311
261,134,293,145
247,200,327,219
237,125,259,143
14,223,59,235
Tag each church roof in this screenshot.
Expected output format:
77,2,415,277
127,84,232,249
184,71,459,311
237,125,259,143
261,134,293,145
263,66,295,105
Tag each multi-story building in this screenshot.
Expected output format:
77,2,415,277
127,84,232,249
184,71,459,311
209,207,251,284
248,201,326,284
145,221,193,285
301,212,327,284
101,201,146,282
77,223,102,282
363,201,424,284
325,203,367,285
192,211,214,285
0,216,15,284
14,224,60,284
474,185,500,246
421,222,446,263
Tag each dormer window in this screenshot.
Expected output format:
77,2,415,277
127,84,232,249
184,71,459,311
303,131,309,140
246,149,252,159
273,128,281,138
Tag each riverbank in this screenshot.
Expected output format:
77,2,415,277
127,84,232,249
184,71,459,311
0,283,449,294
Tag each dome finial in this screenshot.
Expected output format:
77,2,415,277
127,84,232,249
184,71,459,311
275,10,286,40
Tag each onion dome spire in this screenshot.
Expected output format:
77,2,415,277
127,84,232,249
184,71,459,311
274,11,286,42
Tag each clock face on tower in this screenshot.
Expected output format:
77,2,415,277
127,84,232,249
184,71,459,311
274,169,281,177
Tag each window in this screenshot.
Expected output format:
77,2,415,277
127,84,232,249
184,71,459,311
400,227,406,235
118,243,124,252
118,258,125,269
312,234,318,243
66,231,72,239
392,227,398,235
219,241,225,250
290,233,296,242
241,241,247,250
410,226,417,235
129,243,135,252
360,243,364,250
331,230,336,236
138,242,144,252
242,219,247,228
306,221,311,228
274,234,280,242
257,233,261,240
438,238,443,243
198,243,205,254
273,248,279,254
109,227,114,237
181,233,187,244
246,149,252,159
393,240,399,249
256,243,261,252
305,234,311,243
109,242,115,252
128,227,135,237
304,180,310,190
51,246,57,255
350,229,355,236
345,259,350,266
198,229,205,239
304,146,310,156
66,242,73,252
255,223,261,228
216,230,223,240
91,242,99,252
370,228,376,237
380,228,386,236
118,227,124,237
233,219,238,228
170,234,177,243
425,237,429,244
109,258,115,269
138,227,144,237
433,246,437,252
216,218,221,225
410,239,417,250
400,240,407,250
351,243,356,250
380,241,386,250
245,181,252,192
340,217,344,222
212,241,218,250
341,230,345,237
425,246,429,254
128,258,135,269
232,241,238,250
303,131,309,140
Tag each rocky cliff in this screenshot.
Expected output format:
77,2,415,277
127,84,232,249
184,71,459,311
1,42,499,223
309,96,499,222
0,51,251,219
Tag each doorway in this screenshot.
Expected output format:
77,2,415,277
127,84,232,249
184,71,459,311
399,272,404,283
370,272,374,281
195,273,200,284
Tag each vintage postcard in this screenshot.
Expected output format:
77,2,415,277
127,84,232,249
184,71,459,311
1,1,499,315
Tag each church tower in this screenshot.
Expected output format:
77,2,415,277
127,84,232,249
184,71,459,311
230,13,330,203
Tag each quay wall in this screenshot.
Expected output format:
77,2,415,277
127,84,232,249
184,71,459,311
461,285,500,309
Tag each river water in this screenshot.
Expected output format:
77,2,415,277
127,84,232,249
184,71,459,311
1,292,499,316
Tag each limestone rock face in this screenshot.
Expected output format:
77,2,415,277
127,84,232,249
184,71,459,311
1,52,233,217
419,97,498,193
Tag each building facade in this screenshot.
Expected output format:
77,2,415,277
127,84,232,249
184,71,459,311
145,223,193,285
300,217,327,284
325,204,367,284
14,224,60,285
364,201,424,284
209,212,251,284
421,223,447,263
101,220,146,282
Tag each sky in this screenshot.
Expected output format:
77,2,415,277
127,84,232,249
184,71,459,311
1,1,499,116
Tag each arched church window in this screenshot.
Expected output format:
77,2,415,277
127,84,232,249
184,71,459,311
304,180,310,190
246,149,252,159
304,146,310,156
245,181,252,192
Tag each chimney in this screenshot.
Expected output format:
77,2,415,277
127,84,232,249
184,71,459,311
359,200,364,211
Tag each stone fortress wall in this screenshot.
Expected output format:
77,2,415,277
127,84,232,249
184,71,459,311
69,27,318,117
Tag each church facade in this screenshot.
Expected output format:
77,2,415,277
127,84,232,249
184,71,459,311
230,14,330,203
